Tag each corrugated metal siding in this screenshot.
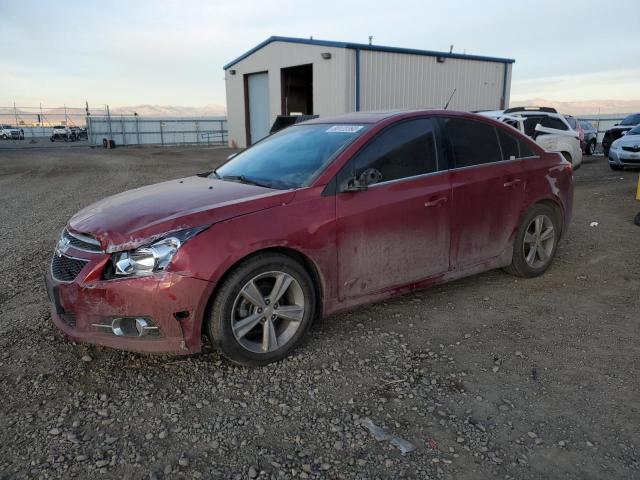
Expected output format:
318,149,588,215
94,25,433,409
359,50,506,112
225,42,353,148
225,42,512,147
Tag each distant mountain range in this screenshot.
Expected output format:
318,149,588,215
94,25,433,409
510,98,640,116
107,104,227,117
0,104,227,126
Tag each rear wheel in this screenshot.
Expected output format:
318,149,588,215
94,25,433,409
586,139,596,155
505,204,559,278
207,253,316,366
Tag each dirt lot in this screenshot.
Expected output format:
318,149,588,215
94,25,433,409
0,146,638,480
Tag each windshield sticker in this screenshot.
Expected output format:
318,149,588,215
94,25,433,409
326,125,364,133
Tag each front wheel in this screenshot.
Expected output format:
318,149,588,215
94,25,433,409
505,204,560,278
586,139,596,155
610,164,623,171
207,253,316,366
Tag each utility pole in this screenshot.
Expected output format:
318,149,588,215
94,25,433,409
13,102,18,126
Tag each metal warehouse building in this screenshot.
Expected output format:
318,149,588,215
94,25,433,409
224,36,515,148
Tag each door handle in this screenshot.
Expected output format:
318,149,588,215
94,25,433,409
503,178,522,188
424,197,448,208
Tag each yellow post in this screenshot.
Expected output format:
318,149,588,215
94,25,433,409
637,174,640,201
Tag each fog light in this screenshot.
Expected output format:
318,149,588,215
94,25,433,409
93,317,159,337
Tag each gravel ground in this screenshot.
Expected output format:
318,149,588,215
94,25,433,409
0,146,638,480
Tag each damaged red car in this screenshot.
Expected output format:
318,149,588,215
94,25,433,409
46,110,573,366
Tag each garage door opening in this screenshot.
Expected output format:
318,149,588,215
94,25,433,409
281,64,313,115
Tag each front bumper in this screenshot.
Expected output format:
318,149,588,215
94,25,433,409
46,248,214,355
608,148,640,167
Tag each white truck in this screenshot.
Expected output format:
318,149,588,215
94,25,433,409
1,125,24,140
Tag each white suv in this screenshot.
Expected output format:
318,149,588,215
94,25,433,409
480,107,583,169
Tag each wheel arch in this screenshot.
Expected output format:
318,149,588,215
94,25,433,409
526,198,565,238
202,246,326,332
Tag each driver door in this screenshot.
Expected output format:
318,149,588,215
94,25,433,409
334,118,451,300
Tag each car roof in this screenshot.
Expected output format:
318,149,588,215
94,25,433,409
300,109,469,125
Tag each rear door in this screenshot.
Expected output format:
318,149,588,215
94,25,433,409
439,117,526,269
335,118,451,300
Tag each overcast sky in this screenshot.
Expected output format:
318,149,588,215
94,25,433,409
1,0,639,108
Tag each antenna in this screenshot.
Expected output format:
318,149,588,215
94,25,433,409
449,45,454,53
443,88,457,110
368,36,373,45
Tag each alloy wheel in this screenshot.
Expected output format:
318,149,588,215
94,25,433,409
231,271,305,354
523,214,555,269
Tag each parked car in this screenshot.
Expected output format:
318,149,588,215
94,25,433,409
1,124,24,140
608,123,640,170
71,127,88,140
50,125,80,142
480,107,582,169
577,120,598,155
45,110,574,365
602,113,640,156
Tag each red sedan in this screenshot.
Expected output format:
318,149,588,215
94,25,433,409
46,110,573,365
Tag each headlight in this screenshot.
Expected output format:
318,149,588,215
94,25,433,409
111,226,207,277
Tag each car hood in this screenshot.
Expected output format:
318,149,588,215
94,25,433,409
68,175,295,252
612,133,640,148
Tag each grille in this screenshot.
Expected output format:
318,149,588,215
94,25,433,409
51,254,88,282
63,229,102,252
622,146,640,153
61,312,77,328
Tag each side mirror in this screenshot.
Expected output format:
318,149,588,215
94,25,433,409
614,123,619,126
621,131,627,136
227,152,238,160
342,168,382,192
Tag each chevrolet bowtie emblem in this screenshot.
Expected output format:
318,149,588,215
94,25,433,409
56,235,71,256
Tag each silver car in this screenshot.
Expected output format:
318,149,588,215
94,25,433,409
608,124,640,170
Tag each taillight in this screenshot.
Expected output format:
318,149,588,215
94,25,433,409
565,160,573,174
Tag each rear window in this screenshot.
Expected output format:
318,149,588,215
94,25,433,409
620,114,640,126
580,121,594,130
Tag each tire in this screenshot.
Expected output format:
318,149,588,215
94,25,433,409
207,253,316,366
610,164,623,171
50,137,55,142
585,139,596,155
635,212,640,227
505,204,560,278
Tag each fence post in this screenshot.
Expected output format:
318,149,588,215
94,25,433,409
135,116,140,145
106,105,113,142
160,121,164,146
121,116,126,146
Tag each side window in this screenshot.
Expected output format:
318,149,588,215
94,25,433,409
523,116,544,137
497,128,520,160
565,116,577,129
542,116,568,131
519,141,535,158
349,118,439,184
497,128,537,159
440,117,501,168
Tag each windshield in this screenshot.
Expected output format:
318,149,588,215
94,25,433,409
620,114,640,126
627,124,640,135
213,124,368,189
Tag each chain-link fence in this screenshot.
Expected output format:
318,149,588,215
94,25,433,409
0,103,228,149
